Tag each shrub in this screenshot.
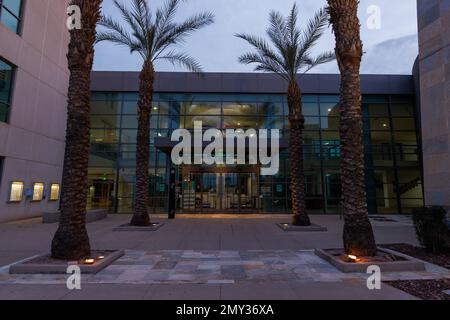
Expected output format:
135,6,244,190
412,206,449,253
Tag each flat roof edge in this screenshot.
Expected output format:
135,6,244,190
90,71,415,95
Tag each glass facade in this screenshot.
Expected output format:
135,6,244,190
89,92,423,214
0,58,14,123
0,0,23,34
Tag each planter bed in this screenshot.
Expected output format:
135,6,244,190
315,247,426,273
380,243,450,270
9,250,124,274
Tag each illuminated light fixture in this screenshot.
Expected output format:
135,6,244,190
347,255,359,262
328,108,332,112
84,258,95,265
237,122,241,126
382,123,387,127
158,133,162,137
98,256,105,260
153,106,158,110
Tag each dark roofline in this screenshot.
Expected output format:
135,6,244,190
91,71,415,95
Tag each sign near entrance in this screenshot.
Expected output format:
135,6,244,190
170,121,280,175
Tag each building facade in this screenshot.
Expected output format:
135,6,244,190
0,0,69,222
89,72,424,215
417,0,450,210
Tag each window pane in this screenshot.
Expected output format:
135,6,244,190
222,116,261,129
0,60,13,104
3,0,22,16
391,103,415,117
91,115,120,129
0,9,19,33
302,102,319,116
320,117,339,130
367,103,389,117
91,100,121,114
392,118,416,130
185,102,221,115
320,103,339,117
369,117,390,130
0,101,8,122
259,102,284,116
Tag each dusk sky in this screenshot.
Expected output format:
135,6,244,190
93,0,418,74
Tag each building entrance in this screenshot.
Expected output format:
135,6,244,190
181,168,259,213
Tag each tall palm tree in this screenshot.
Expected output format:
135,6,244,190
236,4,335,226
97,0,214,226
327,0,377,256
51,0,102,260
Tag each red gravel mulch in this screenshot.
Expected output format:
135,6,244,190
381,243,450,270
386,279,450,300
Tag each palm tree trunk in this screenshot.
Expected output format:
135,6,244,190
130,59,154,226
288,81,311,226
327,0,377,256
51,0,102,260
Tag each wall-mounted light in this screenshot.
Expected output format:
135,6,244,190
32,183,44,201
8,181,24,202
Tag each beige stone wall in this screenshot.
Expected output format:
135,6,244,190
417,0,450,208
0,0,70,222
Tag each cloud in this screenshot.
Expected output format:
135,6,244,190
361,34,419,74
93,0,418,75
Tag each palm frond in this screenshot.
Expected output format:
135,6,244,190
156,51,202,73
97,0,213,71
301,51,336,74
153,11,215,57
238,52,289,81
297,7,329,62
236,4,332,81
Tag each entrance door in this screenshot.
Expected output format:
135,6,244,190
181,172,259,213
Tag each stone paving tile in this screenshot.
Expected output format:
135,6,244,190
0,249,448,286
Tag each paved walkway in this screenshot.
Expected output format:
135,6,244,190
0,214,446,300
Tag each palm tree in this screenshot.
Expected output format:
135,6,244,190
236,4,335,226
51,0,102,260
327,0,377,256
97,0,214,226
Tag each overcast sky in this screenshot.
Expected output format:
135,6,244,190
93,0,418,74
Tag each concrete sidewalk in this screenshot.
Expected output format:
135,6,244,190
0,214,440,300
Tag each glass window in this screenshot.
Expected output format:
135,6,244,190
259,102,284,116
391,103,415,117
91,100,121,115
91,115,120,129
0,0,23,33
320,103,339,117
367,103,389,117
392,118,416,131
184,102,221,115
9,181,24,202
49,183,60,201
32,182,44,201
302,103,319,116
0,58,14,122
